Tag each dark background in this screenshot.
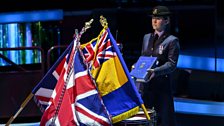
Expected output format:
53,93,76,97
0,0,222,63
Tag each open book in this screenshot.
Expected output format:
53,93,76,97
130,56,157,82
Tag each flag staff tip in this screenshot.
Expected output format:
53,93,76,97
100,15,108,28
84,18,94,31
78,18,94,39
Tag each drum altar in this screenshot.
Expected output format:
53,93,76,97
114,108,157,126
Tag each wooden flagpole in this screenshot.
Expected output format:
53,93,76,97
141,104,151,120
6,93,34,126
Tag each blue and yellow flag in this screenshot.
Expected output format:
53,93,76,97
81,27,144,123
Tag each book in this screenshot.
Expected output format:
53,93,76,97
130,56,157,83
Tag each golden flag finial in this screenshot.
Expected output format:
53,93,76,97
84,18,94,32
78,18,94,37
100,15,108,28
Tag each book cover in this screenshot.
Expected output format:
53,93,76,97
130,56,157,82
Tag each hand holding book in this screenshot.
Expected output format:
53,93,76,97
147,69,155,81
130,56,157,83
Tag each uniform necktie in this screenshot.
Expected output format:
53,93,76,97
153,34,159,47
151,34,159,51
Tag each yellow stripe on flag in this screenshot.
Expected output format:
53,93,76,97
91,56,128,96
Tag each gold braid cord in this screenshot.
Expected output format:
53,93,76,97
50,18,94,126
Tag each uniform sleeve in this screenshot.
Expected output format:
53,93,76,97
154,38,180,76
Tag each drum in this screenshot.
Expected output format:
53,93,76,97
114,108,157,126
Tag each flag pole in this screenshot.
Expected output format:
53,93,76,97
99,15,151,121
141,104,150,120
6,93,34,126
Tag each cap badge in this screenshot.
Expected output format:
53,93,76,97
153,9,158,15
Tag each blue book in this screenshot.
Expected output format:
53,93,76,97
130,56,157,82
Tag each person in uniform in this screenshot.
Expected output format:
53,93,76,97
141,5,180,126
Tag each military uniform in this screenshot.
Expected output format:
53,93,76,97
141,31,180,126
136,5,181,126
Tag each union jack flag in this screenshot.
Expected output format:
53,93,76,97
32,38,112,126
82,38,97,63
81,29,117,68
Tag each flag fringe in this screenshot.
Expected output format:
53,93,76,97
112,106,140,123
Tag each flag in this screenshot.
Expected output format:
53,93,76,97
32,37,112,126
81,28,144,123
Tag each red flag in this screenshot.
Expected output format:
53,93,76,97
32,38,111,126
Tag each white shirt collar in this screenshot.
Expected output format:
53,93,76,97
155,31,164,38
